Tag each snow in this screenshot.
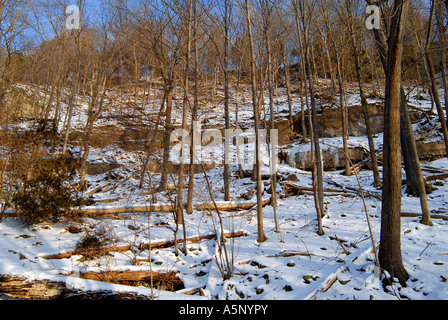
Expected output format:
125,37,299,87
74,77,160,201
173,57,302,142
0,83,447,301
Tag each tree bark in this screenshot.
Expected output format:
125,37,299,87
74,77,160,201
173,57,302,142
187,0,200,214
223,0,231,202
245,0,267,243
400,91,433,226
378,0,410,285
176,1,194,253
347,8,381,187
158,80,175,191
262,0,279,233
365,0,433,226
293,0,324,235
425,0,448,157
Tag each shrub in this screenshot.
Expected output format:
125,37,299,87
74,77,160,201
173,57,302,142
12,156,90,225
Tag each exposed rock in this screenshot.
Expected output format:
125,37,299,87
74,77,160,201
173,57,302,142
284,173,299,182
416,139,447,160
291,146,366,171
85,162,121,175
293,103,420,138
269,119,295,145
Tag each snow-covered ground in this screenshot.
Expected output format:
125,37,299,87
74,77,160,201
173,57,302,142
0,82,447,300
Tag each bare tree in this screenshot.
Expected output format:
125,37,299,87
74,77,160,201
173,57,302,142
366,0,433,226
317,0,351,177
260,0,279,233
223,0,232,202
293,0,325,235
339,0,381,187
377,0,410,285
78,28,120,191
244,0,267,243
424,0,448,156
186,0,200,215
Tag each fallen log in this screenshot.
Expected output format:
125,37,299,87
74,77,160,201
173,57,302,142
140,184,178,196
86,182,112,196
0,275,149,300
268,251,315,258
102,172,137,193
402,173,448,185
401,212,448,221
196,197,271,211
415,123,442,141
307,268,349,300
79,270,184,291
80,198,272,215
42,231,248,260
2,198,272,218
80,203,176,216
281,181,359,198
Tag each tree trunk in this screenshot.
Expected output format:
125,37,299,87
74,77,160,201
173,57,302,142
336,56,351,176
284,53,293,130
245,0,267,243
187,0,200,214
425,0,448,157
299,56,308,142
176,1,194,253
305,28,325,224
159,81,175,191
79,72,108,191
400,94,433,226
378,0,410,286
62,66,81,157
262,0,279,233
294,0,324,235
351,36,381,187
223,0,231,202
366,0,433,225
436,0,448,110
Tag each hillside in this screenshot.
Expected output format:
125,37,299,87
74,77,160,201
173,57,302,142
0,82,447,301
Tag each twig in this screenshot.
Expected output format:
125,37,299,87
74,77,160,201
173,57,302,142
334,234,350,255
201,163,232,280
419,242,433,257
42,231,247,260
339,149,381,273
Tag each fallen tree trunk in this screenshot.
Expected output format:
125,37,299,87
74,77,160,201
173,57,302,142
85,182,112,196
79,270,183,292
42,231,247,260
401,212,448,221
196,197,271,211
281,181,379,199
80,198,271,216
0,275,149,300
2,198,273,218
80,203,176,216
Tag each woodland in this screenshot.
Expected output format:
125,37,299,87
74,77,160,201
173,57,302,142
0,0,447,300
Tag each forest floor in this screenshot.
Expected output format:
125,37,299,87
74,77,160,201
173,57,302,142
0,81,447,301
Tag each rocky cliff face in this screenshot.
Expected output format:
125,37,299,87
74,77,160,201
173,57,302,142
293,103,386,138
